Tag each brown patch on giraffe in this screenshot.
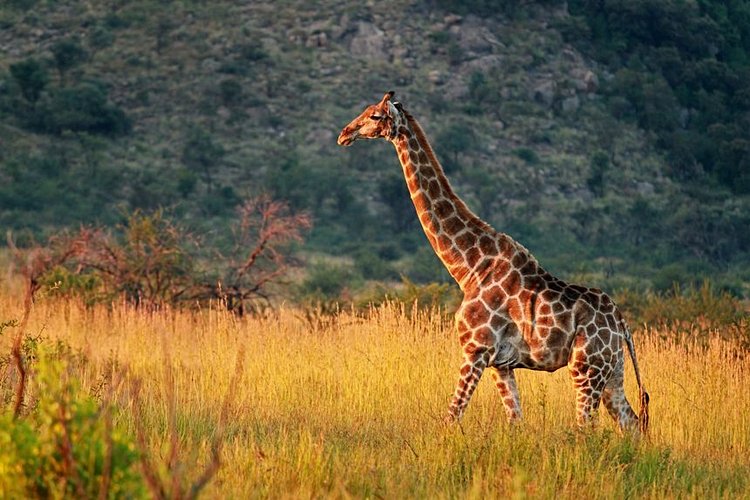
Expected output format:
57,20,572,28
465,246,481,268
481,286,505,310
496,383,511,397
501,270,522,296
409,150,420,164
507,298,522,320
536,326,550,338
559,346,571,365
520,260,537,276
540,303,552,315
551,301,565,315
479,235,498,255
443,216,465,234
425,233,437,249
412,193,430,214
398,126,409,136
601,296,616,314
464,342,486,355
490,314,507,330
556,310,572,330
473,326,495,345
605,314,617,330
570,284,587,294
474,257,494,280
563,286,582,302
434,200,454,219
547,327,567,349
420,167,437,180
408,137,419,150
492,259,511,280
586,323,599,336
418,150,429,164
420,211,438,227
586,292,601,310
593,313,607,329
455,232,475,252
599,329,611,345
537,315,555,328
511,252,528,268
548,280,564,292
400,151,409,164
458,330,471,346
497,236,514,256
460,364,471,376
463,300,490,326
437,233,453,253
588,336,604,352
428,179,441,199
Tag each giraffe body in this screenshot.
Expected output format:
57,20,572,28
338,92,649,433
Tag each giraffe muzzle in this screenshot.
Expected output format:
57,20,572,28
337,129,358,146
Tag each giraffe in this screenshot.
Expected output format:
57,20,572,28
337,92,649,433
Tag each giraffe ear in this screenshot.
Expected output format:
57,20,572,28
379,91,395,107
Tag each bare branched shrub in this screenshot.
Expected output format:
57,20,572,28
7,196,310,313
195,194,312,313
74,210,197,307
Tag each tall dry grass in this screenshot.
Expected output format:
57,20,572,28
1,292,749,498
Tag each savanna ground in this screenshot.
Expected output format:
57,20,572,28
1,284,750,498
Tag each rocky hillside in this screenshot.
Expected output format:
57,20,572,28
1,0,748,296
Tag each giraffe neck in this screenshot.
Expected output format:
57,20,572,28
392,113,498,290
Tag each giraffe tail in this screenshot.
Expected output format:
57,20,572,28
622,318,649,434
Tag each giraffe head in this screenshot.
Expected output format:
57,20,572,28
337,91,404,146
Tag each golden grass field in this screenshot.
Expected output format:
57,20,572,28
2,291,750,498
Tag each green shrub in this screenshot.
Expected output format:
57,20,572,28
299,262,356,299
0,346,144,498
38,266,101,303
616,280,746,328
27,82,131,136
9,57,48,103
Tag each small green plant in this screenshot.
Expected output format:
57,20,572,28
0,347,145,498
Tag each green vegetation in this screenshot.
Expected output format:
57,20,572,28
0,0,749,300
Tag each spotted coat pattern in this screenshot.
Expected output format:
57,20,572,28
338,92,649,433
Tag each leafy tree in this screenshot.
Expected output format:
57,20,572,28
587,150,610,197
9,58,48,103
436,122,476,170
50,38,87,86
181,127,225,191
28,82,131,136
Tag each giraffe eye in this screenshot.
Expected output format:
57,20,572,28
370,114,384,120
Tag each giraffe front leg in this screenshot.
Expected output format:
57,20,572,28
490,366,522,422
445,351,488,423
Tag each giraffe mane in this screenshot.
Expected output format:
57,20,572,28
401,106,540,268
401,109,444,175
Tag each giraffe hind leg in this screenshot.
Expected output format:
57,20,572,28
490,366,522,422
602,360,638,431
568,333,610,428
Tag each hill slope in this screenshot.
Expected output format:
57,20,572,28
1,0,748,295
